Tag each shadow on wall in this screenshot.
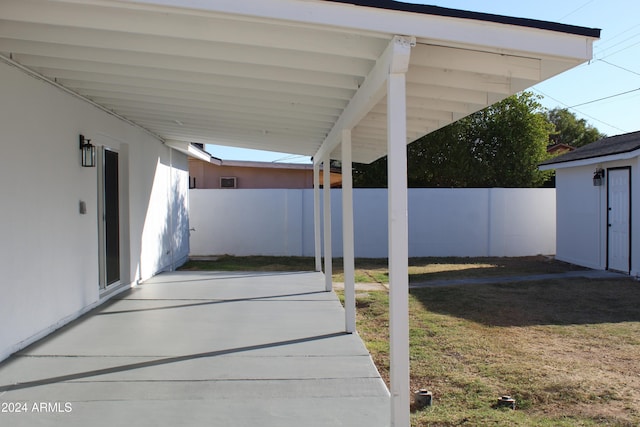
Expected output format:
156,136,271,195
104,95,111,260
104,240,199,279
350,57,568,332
172,171,190,262
136,154,190,281
412,278,640,327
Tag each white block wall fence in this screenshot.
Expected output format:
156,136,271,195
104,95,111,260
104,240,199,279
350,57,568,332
189,188,556,258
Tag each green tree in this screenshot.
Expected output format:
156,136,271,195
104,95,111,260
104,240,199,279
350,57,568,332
547,107,605,148
353,92,554,188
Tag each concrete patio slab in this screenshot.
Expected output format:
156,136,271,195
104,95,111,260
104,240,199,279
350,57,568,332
0,271,390,427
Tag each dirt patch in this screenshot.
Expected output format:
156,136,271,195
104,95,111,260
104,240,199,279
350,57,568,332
333,282,388,291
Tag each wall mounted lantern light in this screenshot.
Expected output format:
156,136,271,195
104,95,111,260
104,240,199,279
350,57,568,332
79,134,96,167
593,168,605,186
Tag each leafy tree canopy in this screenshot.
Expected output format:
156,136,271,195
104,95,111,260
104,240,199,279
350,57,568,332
547,107,605,148
353,91,555,188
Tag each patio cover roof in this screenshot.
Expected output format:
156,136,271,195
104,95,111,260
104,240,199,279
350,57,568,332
0,0,599,164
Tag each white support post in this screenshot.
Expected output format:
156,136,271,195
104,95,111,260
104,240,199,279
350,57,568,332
313,162,322,272
387,36,413,427
342,129,356,333
323,157,333,292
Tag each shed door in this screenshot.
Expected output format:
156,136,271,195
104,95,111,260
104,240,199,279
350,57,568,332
607,167,631,273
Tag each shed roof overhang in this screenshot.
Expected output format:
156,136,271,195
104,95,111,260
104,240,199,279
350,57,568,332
539,149,640,171
0,0,599,164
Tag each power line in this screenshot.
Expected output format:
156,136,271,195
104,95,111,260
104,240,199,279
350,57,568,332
532,88,628,133
569,87,640,108
598,59,640,77
595,22,640,50
557,0,597,21
598,38,640,60
595,28,640,54
549,59,640,118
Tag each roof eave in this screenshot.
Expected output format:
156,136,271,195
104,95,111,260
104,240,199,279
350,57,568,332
323,0,601,38
166,140,212,162
539,148,640,170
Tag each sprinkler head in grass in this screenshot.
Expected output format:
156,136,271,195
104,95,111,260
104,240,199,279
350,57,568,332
414,389,433,408
497,395,516,410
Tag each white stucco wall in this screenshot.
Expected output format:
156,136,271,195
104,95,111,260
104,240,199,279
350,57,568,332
189,188,556,258
0,62,189,361
555,159,639,275
555,166,605,270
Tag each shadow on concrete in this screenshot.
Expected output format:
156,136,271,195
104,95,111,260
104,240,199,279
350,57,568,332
411,277,640,327
0,332,347,393
101,290,328,315
144,270,315,285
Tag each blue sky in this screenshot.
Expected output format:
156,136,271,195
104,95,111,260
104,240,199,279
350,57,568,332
208,0,640,163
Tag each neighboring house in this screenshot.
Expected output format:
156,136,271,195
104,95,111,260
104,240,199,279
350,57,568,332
540,131,640,275
547,143,576,156
188,156,342,189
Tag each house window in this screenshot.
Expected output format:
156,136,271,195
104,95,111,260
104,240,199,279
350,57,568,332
220,177,237,188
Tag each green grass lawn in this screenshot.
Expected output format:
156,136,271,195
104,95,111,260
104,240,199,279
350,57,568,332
352,278,640,426
180,255,586,283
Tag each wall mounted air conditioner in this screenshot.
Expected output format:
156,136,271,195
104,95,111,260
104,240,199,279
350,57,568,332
220,177,237,189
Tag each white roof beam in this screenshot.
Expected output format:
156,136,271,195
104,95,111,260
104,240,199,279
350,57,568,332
314,35,415,163
405,83,491,105
99,105,335,131
0,39,361,90
121,120,328,143
370,103,459,122
356,116,439,132
62,81,341,119
412,44,541,81
135,121,327,141
43,69,349,110
13,55,355,100
403,96,485,114
108,104,336,128
0,0,388,59
0,20,375,76
407,66,512,95
122,114,330,138
146,129,319,150
73,91,337,126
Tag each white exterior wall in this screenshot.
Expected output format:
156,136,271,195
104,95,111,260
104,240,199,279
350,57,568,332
555,159,639,275
555,166,606,270
0,62,189,361
189,188,556,258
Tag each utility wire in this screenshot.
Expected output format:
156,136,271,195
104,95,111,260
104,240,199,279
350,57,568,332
568,87,640,108
598,59,640,77
557,0,597,21
533,88,628,133
598,38,640,60
534,60,640,120
595,30,640,55
595,23,640,50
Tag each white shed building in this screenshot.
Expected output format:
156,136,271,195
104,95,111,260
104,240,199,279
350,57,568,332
540,131,640,276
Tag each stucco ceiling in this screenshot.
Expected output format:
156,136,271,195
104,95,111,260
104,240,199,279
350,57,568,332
0,0,599,163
